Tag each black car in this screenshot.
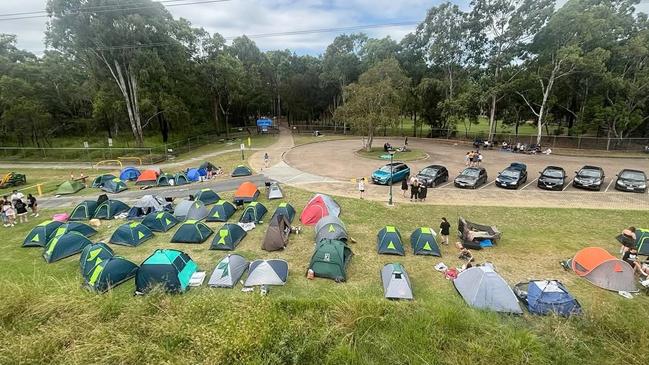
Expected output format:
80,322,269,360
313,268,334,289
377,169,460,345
614,169,647,193
415,165,449,187
572,166,605,191
537,166,566,191
495,163,528,189
454,167,488,189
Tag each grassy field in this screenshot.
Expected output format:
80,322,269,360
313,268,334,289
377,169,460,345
1,187,648,364
355,148,428,162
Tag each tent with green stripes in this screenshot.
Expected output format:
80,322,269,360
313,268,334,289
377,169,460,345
206,200,236,222
195,188,221,205
210,223,247,250
51,222,97,240
156,173,174,186
410,227,441,256
634,229,649,255
93,200,130,220
56,180,85,195
171,220,214,243
308,239,353,282
231,165,252,177
92,174,117,188
142,211,179,232
83,256,139,293
377,226,405,256
271,202,296,223
69,200,98,221
100,178,128,194
135,249,198,294
110,222,154,247
239,201,267,224
173,172,190,186
22,220,64,248
43,232,92,263
80,242,114,277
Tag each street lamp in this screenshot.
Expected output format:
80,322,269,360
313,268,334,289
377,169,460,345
388,150,396,206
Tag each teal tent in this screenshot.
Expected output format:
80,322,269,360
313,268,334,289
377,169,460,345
410,227,441,256
100,178,128,194
80,242,114,277
156,173,174,186
50,222,97,240
110,222,154,247
377,226,405,256
171,220,214,243
308,239,353,282
93,200,130,220
135,249,198,294
173,172,190,185
210,224,247,251
92,174,116,188
271,202,296,223
56,180,85,195
195,188,221,205
231,165,252,177
239,201,267,223
142,211,179,232
69,200,98,221
23,220,64,248
84,256,139,293
206,200,236,222
43,232,92,263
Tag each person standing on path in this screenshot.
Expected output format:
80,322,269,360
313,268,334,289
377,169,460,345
401,177,409,197
263,152,270,169
439,217,451,245
410,177,419,202
358,178,366,199
27,194,38,217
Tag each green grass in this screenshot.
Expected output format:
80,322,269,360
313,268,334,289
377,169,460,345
391,117,541,137
1,187,649,364
355,148,428,162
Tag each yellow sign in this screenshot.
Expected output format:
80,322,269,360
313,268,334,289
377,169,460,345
247,137,251,147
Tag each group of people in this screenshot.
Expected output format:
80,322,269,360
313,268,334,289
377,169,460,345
464,151,483,167
1,190,38,227
401,176,428,202
620,227,649,277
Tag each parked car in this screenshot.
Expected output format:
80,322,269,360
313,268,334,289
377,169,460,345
572,166,605,191
537,166,567,191
454,167,488,189
614,169,647,193
415,165,449,187
495,163,528,189
371,162,410,185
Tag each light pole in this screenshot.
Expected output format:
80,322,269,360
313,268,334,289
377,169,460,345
388,150,395,206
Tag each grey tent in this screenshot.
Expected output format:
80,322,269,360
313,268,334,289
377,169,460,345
174,200,208,221
244,259,289,286
208,254,249,288
381,263,413,300
127,195,169,219
262,214,291,251
453,264,522,314
267,182,283,200
314,215,348,243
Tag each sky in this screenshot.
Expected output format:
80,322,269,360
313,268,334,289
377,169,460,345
0,0,648,56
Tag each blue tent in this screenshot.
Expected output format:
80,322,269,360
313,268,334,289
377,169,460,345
514,280,582,317
256,118,273,127
186,168,201,182
120,167,141,181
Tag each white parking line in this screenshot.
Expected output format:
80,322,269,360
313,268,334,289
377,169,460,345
479,180,495,190
521,178,538,190
437,181,453,189
604,179,615,192
562,179,573,191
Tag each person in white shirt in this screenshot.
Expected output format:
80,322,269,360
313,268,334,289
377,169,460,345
10,190,24,206
358,178,366,199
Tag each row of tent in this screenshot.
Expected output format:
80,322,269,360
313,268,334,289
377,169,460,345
376,226,442,256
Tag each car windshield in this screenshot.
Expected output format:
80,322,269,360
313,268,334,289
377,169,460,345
420,168,438,176
542,169,563,178
461,169,480,177
501,169,519,178
620,171,645,181
379,165,397,173
579,169,601,178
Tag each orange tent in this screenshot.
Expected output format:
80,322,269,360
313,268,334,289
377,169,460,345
234,182,259,204
571,247,636,292
136,169,160,186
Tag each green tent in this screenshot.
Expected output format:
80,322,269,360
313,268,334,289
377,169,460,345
69,200,98,221
156,173,175,186
271,202,296,223
171,220,214,243
56,180,85,195
135,249,198,294
231,165,252,177
173,172,190,185
43,232,92,263
84,256,139,293
92,174,117,188
377,226,405,256
23,220,64,248
210,223,247,251
308,239,353,282
100,178,128,194
93,200,130,220
239,201,267,224
51,222,97,240
206,200,236,222
195,188,221,205
410,227,441,256
80,242,114,277
142,211,179,232
110,222,154,247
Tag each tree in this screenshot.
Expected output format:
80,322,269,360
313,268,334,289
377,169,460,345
334,59,409,151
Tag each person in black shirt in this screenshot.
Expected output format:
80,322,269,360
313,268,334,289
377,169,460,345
439,217,451,245
27,194,38,217
623,248,648,277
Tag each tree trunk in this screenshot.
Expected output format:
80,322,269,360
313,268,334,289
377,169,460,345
488,94,497,141
366,128,374,152
110,59,144,147
157,106,169,143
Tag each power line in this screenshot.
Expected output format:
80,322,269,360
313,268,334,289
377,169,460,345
0,0,233,21
0,0,198,17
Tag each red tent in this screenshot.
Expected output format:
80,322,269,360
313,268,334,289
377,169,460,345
300,194,340,225
136,170,160,186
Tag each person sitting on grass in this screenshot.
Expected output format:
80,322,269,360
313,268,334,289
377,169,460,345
622,247,649,277
456,242,473,261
